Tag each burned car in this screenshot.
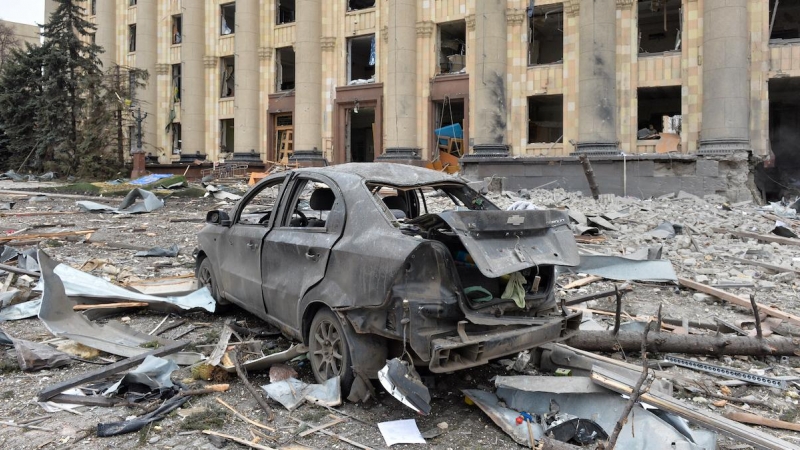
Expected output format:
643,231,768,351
195,163,581,397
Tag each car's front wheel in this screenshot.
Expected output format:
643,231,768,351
309,308,354,389
197,258,229,306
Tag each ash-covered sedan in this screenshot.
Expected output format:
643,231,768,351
195,163,581,400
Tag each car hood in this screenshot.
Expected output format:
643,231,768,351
433,209,579,278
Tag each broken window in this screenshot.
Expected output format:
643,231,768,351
237,175,286,226
172,64,181,102
91,0,96,15
636,86,681,137
769,0,800,41
128,24,136,52
172,15,182,44
348,0,375,11
129,0,137,6
347,34,376,84
220,56,235,97
527,95,563,143
220,119,235,153
221,3,235,35
171,123,181,155
438,21,466,75
638,0,682,54
277,0,295,25
433,98,466,156
529,5,564,65
282,179,340,229
275,47,295,91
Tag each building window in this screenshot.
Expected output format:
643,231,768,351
276,47,295,91
438,21,466,75
172,15,182,44
277,0,295,25
527,95,563,143
172,64,181,102
91,0,96,15
769,0,800,41
348,0,375,11
347,34,376,84
220,56,235,97
128,24,136,52
220,119,235,154
638,0,682,54
636,86,681,138
221,3,236,35
129,0,137,6
529,4,564,65
172,123,182,155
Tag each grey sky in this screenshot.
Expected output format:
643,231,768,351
0,0,45,26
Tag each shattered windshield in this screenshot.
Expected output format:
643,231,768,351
367,182,498,223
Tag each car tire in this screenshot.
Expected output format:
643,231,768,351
309,308,355,390
197,258,229,307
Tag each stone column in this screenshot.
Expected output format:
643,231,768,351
291,0,326,165
181,0,205,156
377,0,420,163
95,0,116,70
463,0,509,160
573,0,619,155
698,0,750,154
136,0,158,156
234,0,260,159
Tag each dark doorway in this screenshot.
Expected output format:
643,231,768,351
346,107,375,162
759,77,800,200
637,86,681,133
433,98,465,155
638,0,682,54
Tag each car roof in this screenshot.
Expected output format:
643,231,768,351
295,162,464,187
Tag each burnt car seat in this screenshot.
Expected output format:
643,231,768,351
382,195,408,219
307,188,335,227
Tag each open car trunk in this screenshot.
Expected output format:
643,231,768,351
407,209,579,324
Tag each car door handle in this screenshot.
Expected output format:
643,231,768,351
305,251,320,262
247,242,258,250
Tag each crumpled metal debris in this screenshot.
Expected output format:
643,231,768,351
0,202,14,210
0,298,40,321
13,337,72,371
38,251,177,358
261,376,341,411
204,184,242,201
97,388,190,437
103,355,178,401
76,188,164,214
569,255,677,282
378,358,431,415
134,244,180,258
0,245,19,263
34,257,215,313
650,221,678,239
222,343,307,373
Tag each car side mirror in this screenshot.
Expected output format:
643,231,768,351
206,210,232,227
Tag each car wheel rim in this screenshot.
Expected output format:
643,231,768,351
199,266,213,292
312,320,343,380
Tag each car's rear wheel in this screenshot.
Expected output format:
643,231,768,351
309,308,354,389
197,258,229,306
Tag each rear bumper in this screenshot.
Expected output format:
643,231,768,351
428,311,582,373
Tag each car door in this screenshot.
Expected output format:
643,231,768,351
217,173,287,317
261,174,345,330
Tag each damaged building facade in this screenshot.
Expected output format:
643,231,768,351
48,0,800,201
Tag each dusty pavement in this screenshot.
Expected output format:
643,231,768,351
0,179,798,449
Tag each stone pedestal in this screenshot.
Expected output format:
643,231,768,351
131,152,147,179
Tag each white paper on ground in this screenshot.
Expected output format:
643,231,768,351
377,419,426,447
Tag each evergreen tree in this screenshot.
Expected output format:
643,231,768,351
0,44,46,172
38,0,106,176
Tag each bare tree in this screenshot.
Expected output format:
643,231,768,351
0,21,21,69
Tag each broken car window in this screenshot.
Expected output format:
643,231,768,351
282,179,338,229
368,183,497,224
237,177,285,226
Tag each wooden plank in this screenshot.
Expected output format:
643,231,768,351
678,277,800,327
0,263,40,278
562,276,603,290
37,341,186,402
0,211,79,218
72,302,149,311
724,255,800,274
47,394,125,407
723,411,800,432
0,230,95,243
202,430,276,450
591,366,800,450
298,416,346,438
716,228,800,247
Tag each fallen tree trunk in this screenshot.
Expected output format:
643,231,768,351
565,331,800,356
